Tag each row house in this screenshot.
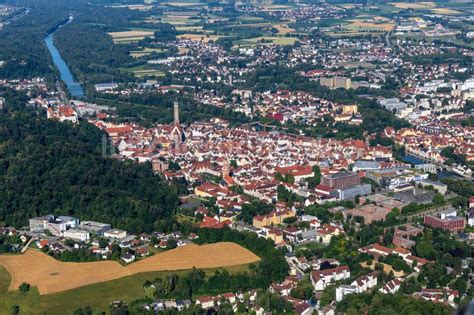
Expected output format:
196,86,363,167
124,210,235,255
380,278,401,294
359,243,431,272
335,272,377,302
310,266,350,291
269,276,299,296
413,288,459,308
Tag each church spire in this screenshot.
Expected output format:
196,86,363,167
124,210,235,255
173,100,179,126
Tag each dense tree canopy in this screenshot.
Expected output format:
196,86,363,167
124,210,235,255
337,292,451,314
0,92,180,232
195,228,289,287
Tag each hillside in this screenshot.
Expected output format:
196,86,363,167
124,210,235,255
0,91,180,233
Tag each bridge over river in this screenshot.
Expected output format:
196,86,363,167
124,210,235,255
404,152,473,180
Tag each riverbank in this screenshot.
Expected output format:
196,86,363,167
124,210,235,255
44,15,84,99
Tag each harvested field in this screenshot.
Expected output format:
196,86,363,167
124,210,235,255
166,2,205,7
176,25,204,31
234,36,298,48
348,19,395,32
272,24,295,35
0,242,259,295
108,30,155,39
130,47,167,58
256,4,293,11
227,22,272,28
389,2,436,9
177,33,222,43
389,2,460,14
149,16,198,26
109,4,153,11
131,70,165,77
430,8,462,15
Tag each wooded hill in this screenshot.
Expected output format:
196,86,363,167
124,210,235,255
0,91,180,232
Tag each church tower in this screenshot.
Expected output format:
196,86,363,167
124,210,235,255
170,100,183,144
174,100,179,126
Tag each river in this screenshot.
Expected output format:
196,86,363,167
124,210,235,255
401,154,461,179
44,16,84,99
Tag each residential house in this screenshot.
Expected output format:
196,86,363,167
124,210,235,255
336,272,377,302
311,266,350,291
196,296,215,309
380,278,402,294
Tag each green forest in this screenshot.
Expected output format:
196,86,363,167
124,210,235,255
0,0,79,80
0,91,180,232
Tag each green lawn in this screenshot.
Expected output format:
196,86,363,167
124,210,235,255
0,266,42,315
0,264,251,314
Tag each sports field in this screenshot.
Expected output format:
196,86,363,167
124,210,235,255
0,242,259,295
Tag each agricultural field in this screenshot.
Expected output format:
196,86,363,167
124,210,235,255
347,18,395,32
108,30,155,43
322,16,395,38
272,24,296,35
130,47,167,58
429,8,462,15
389,2,437,10
395,32,474,49
225,22,273,29
108,4,154,11
237,16,266,23
177,33,222,43
254,4,294,12
120,63,166,77
388,2,462,15
131,69,166,78
146,14,200,26
0,264,252,315
233,36,298,48
0,242,259,295
176,25,204,31
165,2,205,8
343,61,376,69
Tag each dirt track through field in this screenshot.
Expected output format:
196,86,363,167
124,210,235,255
0,242,259,295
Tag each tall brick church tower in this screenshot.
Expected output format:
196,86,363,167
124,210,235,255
174,100,179,126
170,100,183,144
